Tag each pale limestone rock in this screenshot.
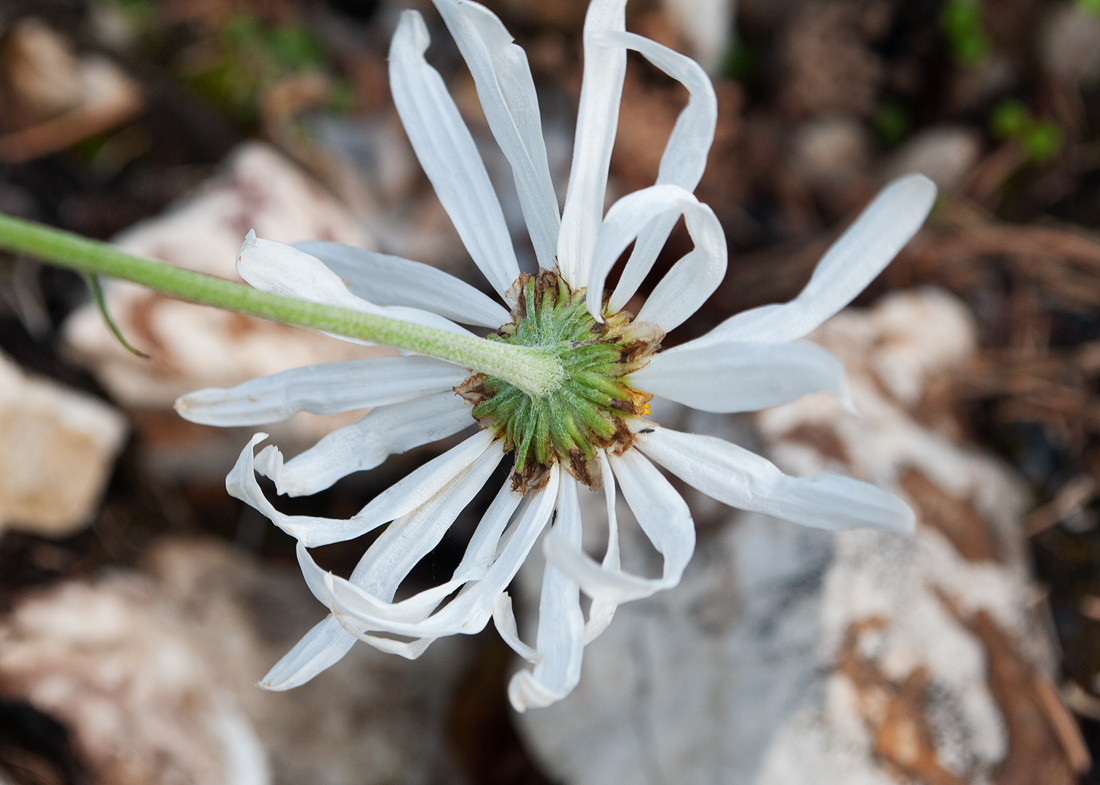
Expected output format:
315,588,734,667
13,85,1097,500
517,289,1077,785
659,0,734,74
0,18,144,164
62,142,388,412
1041,3,1100,85
0,353,126,537
883,127,982,193
791,116,873,188
0,538,470,785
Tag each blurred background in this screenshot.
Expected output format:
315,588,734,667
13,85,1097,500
1,0,1099,783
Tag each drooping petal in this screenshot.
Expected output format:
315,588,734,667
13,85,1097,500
557,0,628,289
254,393,473,497
389,10,520,299
300,470,557,640
174,356,469,426
590,31,718,315
633,424,915,534
432,0,560,270
259,615,356,691
508,474,586,712
227,431,502,547
295,241,511,328
698,174,937,345
584,451,619,643
630,339,852,414
452,478,527,583
493,593,538,662
585,184,726,331
256,444,540,689
544,448,694,604
336,441,503,601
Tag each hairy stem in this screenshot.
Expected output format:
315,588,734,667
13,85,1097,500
0,214,563,396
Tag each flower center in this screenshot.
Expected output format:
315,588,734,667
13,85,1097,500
457,270,663,491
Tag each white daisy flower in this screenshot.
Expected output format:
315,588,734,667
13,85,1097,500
175,0,936,711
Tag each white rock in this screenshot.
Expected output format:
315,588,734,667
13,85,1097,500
0,538,471,785
63,142,388,412
1041,3,1100,84
884,127,982,193
791,116,873,188
517,289,1077,785
659,0,734,74
0,353,126,537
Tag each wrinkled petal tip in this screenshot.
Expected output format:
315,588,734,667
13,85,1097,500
507,670,562,713
886,173,938,227
256,676,292,692
893,498,918,537
839,380,859,416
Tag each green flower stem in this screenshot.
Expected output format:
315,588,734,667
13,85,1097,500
0,213,564,397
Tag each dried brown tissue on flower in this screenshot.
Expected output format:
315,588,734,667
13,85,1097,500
457,269,663,492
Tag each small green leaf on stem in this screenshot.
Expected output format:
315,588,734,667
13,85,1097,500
83,273,150,359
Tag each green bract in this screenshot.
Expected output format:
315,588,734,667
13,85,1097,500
459,271,663,490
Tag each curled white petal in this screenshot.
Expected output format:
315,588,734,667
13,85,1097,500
508,474,586,712
175,356,469,426
493,593,539,662
545,448,694,604
237,231,370,311
295,241,511,328
557,0,628,289
259,616,355,691
633,424,915,535
297,470,558,640
584,451,619,643
255,393,473,497
699,174,937,345
630,339,852,413
586,184,726,331
237,233,469,339
227,431,502,547
389,10,520,299
433,0,560,270
591,31,718,315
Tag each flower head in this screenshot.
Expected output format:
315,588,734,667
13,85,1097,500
175,0,936,711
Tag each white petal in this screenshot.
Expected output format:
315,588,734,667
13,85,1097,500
227,431,502,547
256,393,473,496
259,616,354,691
174,356,469,426
557,0,628,289
343,430,503,547
630,339,852,413
238,233,473,340
544,448,694,604
453,478,526,582
237,231,372,311
700,174,937,345
583,451,619,643
591,31,718,314
433,0,560,269
295,241,511,328
303,469,558,640
508,474,586,712
634,424,915,534
585,184,726,331
493,592,538,662
389,10,520,298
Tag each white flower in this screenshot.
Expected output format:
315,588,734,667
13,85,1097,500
175,0,936,711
